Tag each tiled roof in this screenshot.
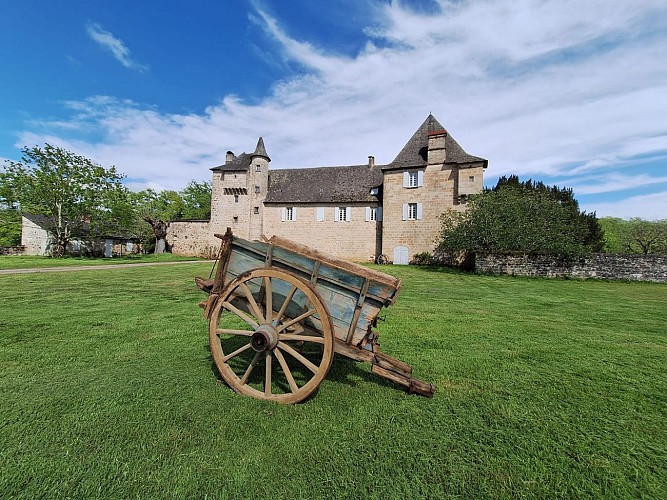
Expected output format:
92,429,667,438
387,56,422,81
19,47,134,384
265,165,383,204
211,137,270,172
383,114,487,171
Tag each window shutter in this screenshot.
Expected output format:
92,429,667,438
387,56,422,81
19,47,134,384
317,207,325,222
417,203,423,220
281,207,286,222
335,207,340,222
293,207,297,221
402,204,408,221
418,170,424,187
403,171,409,188
365,207,370,222
346,207,352,222
377,207,383,222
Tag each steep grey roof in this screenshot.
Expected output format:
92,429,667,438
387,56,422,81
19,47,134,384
211,137,270,172
211,152,252,172
22,213,51,228
265,165,383,204
383,114,487,171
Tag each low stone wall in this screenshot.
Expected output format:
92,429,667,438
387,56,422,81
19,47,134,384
167,220,218,258
0,246,26,256
474,253,667,283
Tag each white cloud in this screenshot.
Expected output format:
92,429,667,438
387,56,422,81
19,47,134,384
86,22,148,72
15,1,667,220
582,191,667,221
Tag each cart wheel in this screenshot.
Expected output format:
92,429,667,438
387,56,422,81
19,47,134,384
375,254,389,265
209,268,335,404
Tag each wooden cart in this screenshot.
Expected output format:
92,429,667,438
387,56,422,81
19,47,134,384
196,229,435,404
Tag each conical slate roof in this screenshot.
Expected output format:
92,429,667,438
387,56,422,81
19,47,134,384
211,137,270,172
383,114,487,171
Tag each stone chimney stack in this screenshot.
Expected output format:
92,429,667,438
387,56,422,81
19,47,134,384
427,130,447,165
368,155,375,168
225,151,235,164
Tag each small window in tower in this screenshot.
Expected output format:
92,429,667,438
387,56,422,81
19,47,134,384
469,175,475,182
253,206,259,214
233,216,239,223
234,195,239,203
255,185,260,194
256,164,261,172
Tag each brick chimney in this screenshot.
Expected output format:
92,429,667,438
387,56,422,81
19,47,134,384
225,151,235,164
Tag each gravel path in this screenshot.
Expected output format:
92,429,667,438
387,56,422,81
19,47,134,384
0,260,210,275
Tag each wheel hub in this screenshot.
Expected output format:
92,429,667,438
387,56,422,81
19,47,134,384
251,325,278,352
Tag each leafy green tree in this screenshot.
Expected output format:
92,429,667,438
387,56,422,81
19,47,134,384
2,144,126,256
438,177,603,260
599,217,667,254
180,180,212,220
130,189,186,253
0,209,22,246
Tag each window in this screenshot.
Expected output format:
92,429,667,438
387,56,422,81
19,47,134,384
402,203,423,221
233,216,239,223
408,203,417,220
365,207,383,222
316,207,325,222
253,206,259,214
403,170,424,188
459,195,468,205
469,175,475,182
281,207,296,222
335,206,351,222
256,164,261,172
255,185,260,194
234,195,239,203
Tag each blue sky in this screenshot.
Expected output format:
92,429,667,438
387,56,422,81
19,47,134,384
1,0,666,219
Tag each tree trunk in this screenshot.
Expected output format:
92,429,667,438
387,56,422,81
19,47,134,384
142,216,169,254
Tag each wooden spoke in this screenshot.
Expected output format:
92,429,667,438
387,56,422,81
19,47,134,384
240,352,261,385
264,352,272,397
277,341,318,374
222,342,252,362
274,285,297,325
222,301,259,329
277,308,317,333
264,276,272,324
217,328,253,336
273,348,298,393
279,334,325,344
239,282,265,324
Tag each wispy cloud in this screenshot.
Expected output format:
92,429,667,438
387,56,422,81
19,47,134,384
15,1,667,220
86,22,148,72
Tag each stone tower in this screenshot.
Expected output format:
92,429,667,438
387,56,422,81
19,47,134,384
209,137,271,240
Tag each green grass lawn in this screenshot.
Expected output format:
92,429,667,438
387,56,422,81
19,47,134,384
0,264,665,498
0,253,203,270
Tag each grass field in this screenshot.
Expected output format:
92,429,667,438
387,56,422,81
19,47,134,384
0,262,665,498
0,253,202,270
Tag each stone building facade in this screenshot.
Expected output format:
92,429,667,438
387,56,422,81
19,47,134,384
167,114,487,262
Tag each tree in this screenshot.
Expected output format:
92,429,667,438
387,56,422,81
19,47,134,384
599,217,667,254
2,144,126,256
437,176,604,260
130,189,185,253
180,180,212,220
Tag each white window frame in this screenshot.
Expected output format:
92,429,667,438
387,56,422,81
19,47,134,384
335,206,352,222
402,203,423,221
403,170,424,188
281,206,296,222
365,207,383,222
255,164,261,172
316,207,325,222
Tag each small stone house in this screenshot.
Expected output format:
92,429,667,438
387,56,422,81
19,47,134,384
21,213,142,257
168,114,487,263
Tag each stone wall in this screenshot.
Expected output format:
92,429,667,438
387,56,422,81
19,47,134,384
167,221,219,258
21,217,50,255
474,253,667,283
0,246,26,256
